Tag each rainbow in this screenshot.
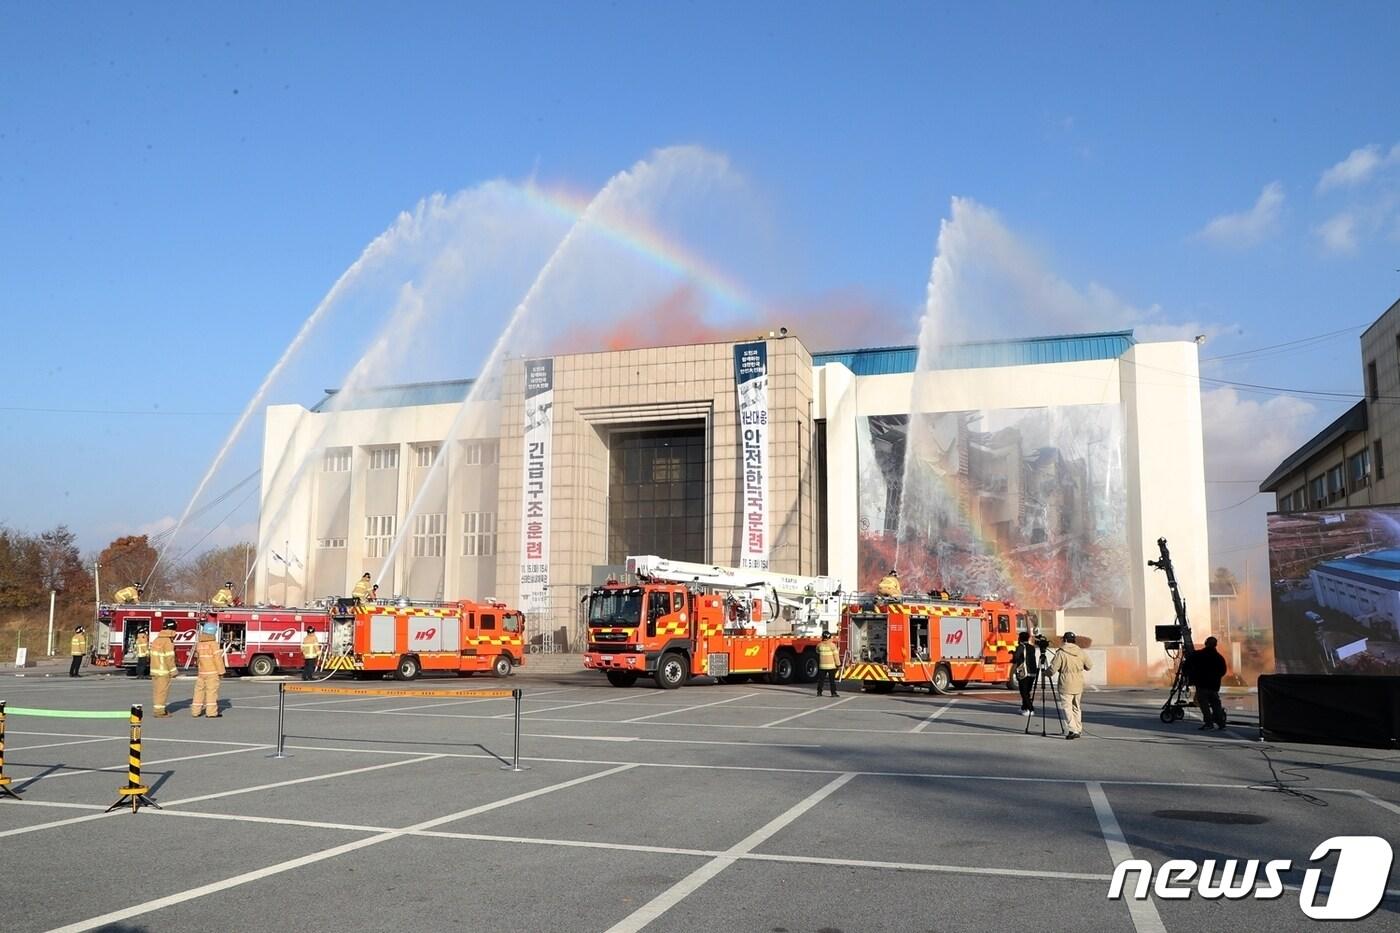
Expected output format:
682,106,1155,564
519,181,759,314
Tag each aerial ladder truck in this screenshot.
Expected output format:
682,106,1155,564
582,555,845,688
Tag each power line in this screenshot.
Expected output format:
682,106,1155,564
1209,492,1267,514
1201,324,1364,362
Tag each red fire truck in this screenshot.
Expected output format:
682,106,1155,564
319,598,526,680
94,603,332,675
93,604,204,668
839,594,1027,693
582,556,838,688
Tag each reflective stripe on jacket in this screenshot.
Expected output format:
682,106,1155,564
816,641,840,670
135,633,150,658
70,634,88,656
150,637,177,677
211,588,234,607
301,635,321,659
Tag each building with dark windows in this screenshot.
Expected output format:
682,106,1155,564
1262,295,1400,512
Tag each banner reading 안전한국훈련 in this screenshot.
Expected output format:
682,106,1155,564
519,359,553,615
734,341,769,570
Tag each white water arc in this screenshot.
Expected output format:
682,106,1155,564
374,146,737,590
252,181,562,600
148,203,443,586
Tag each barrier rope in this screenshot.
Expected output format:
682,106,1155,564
1,702,160,810
270,684,528,771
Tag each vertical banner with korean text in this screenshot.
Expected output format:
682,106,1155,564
734,341,770,570
519,359,554,616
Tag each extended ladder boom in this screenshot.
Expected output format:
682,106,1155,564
625,555,845,635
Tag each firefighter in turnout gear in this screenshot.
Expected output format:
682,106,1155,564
191,623,226,718
351,572,373,602
114,582,143,604
301,627,321,680
877,570,902,600
815,630,841,698
211,582,236,607
69,626,89,677
150,621,178,717
133,630,151,678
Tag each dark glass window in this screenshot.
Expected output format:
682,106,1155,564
609,428,706,562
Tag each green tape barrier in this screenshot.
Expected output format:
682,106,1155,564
4,707,132,719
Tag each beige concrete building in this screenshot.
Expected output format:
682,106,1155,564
1261,295,1400,511
257,330,1209,681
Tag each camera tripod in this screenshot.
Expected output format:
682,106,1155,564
1024,650,1064,737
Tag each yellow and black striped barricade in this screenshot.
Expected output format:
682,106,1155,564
0,701,19,800
271,683,529,772
106,705,161,813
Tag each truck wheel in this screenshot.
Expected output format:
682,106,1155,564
768,651,797,686
492,655,513,678
797,651,819,683
395,655,421,681
931,665,953,694
655,652,688,689
606,671,639,688
247,655,276,677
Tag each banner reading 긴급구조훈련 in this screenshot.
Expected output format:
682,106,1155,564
519,359,553,615
734,341,769,570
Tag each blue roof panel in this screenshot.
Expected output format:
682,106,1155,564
812,331,1135,375
312,379,475,412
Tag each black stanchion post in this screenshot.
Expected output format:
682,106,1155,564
0,701,20,800
500,688,529,772
269,682,289,759
106,704,160,813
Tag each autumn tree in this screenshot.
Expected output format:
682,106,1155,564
172,543,254,603
96,535,169,600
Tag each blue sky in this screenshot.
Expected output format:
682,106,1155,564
4,2,1399,587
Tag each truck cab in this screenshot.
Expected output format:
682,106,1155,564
584,583,694,686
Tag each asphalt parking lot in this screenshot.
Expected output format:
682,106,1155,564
1,667,1396,933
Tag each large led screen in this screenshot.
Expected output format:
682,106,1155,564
1267,507,1400,675
856,404,1131,610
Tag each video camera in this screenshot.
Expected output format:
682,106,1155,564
1154,624,1185,649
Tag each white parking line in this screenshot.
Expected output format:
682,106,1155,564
911,699,958,733
47,763,640,933
605,772,857,932
524,733,818,748
1345,789,1400,817
164,755,443,806
6,736,120,752
760,696,853,727
1086,781,1166,933
499,692,660,718
621,692,758,723
10,745,266,787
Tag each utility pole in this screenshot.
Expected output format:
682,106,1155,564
47,590,55,657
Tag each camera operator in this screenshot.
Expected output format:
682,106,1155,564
1049,631,1092,739
1012,631,1039,716
1183,635,1228,731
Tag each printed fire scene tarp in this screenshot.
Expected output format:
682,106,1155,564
1258,673,1400,749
